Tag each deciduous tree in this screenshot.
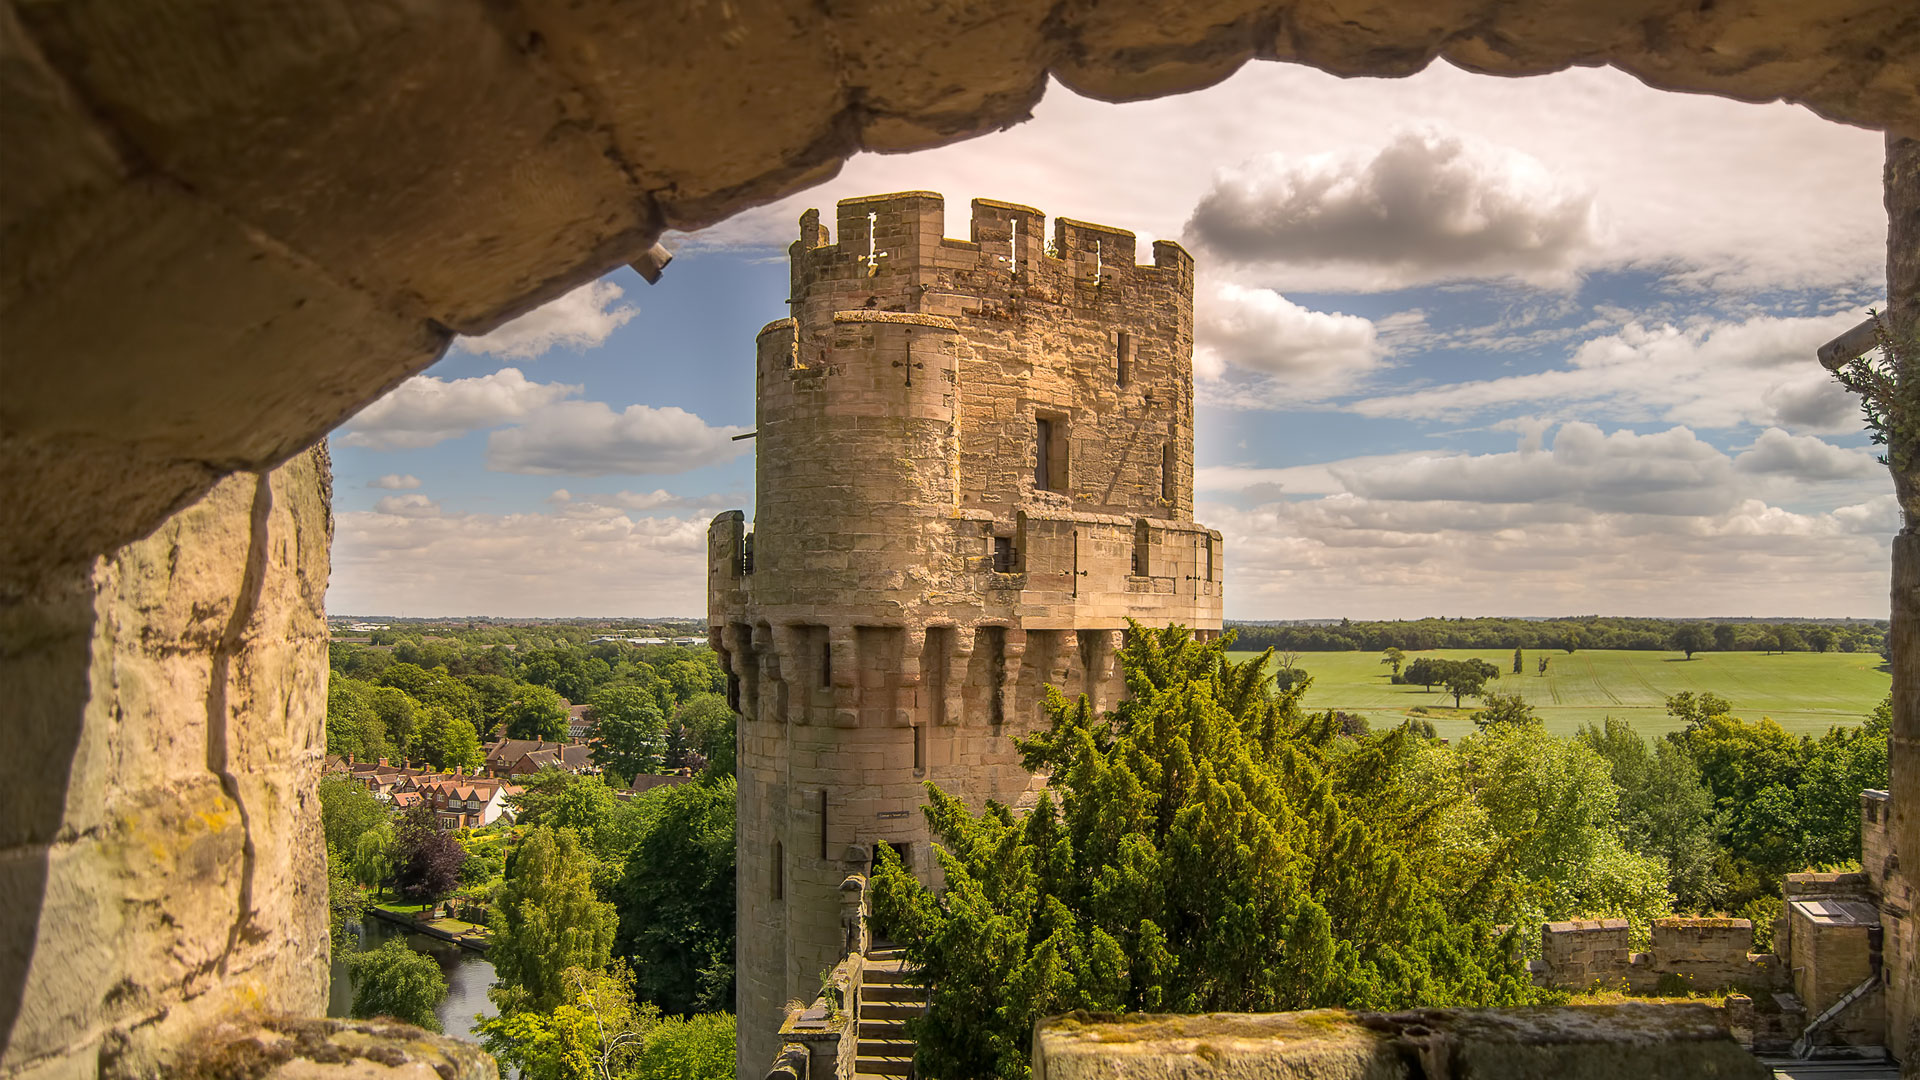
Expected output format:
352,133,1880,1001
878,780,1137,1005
347,937,448,1030
612,778,737,1015
1672,625,1709,660
590,686,667,783
510,685,572,742
392,803,466,906
490,826,618,1013
1381,647,1405,679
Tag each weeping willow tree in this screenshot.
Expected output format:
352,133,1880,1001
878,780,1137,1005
871,624,1542,1079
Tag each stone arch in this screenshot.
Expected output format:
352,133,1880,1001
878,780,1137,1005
4,0,1919,582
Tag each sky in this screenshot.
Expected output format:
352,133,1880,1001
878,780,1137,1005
325,60,1895,621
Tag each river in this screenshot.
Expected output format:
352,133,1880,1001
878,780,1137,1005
327,916,499,1045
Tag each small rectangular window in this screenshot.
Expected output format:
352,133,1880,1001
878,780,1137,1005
1035,414,1069,492
772,841,784,900
1133,519,1150,577
992,536,1015,573
1117,332,1132,387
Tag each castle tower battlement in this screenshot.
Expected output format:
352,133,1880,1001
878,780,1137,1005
709,191,1223,1075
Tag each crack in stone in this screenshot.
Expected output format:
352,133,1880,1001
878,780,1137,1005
206,473,274,978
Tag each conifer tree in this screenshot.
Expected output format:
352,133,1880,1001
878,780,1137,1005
871,624,1538,1078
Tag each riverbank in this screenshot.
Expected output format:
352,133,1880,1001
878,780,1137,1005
329,916,498,1045
367,902,491,953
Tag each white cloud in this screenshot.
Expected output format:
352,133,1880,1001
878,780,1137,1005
1203,433,1894,619
329,508,710,617
454,281,638,359
1348,310,1876,433
1193,284,1381,386
485,401,749,476
367,474,421,490
1185,128,1600,288
373,494,442,518
680,64,1882,296
1732,428,1880,480
339,368,580,450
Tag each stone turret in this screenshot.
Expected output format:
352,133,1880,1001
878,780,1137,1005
708,191,1223,1074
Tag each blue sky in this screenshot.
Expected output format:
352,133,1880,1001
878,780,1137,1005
327,62,1894,620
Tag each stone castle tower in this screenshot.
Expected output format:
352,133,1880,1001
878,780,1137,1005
706,191,1224,1072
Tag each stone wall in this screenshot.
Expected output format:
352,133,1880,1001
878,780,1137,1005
1,446,332,1079
1533,918,1771,994
1031,1006,1771,1080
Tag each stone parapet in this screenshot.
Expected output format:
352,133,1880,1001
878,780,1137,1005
178,1016,497,1080
1031,1005,1770,1080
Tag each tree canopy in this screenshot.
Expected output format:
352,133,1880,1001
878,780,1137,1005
346,937,448,1030
490,826,619,1013
612,777,738,1015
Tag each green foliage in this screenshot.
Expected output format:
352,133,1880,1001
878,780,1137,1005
417,705,484,771
479,963,658,1080
1574,719,1721,911
326,843,367,955
326,677,389,760
674,693,736,777
1672,625,1709,659
591,685,667,783
634,1013,734,1078
392,803,467,904
1667,693,1891,906
319,772,388,854
1227,617,1885,656
352,820,397,890
510,685,572,742
871,625,1540,1078
1737,895,1784,953
1380,647,1405,677
490,826,618,1012
1470,691,1539,730
369,686,421,758
612,777,737,1016
346,937,447,1030
1451,724,1672,934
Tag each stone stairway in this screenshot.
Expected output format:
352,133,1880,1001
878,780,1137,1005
855,945,924,1077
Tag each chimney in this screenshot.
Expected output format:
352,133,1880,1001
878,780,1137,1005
378,757,388,767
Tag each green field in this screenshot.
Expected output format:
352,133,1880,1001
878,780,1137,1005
1226,649,1891,741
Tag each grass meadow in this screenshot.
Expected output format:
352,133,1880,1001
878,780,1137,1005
1224,648,1892,741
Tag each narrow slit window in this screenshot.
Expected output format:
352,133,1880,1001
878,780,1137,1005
819,790,829,860
1133,519,1151,577
912,725,925,774
1162,443,1175,501
772,841,784,900
820,638,833,689
1035,418,1053,491
1116,331,1132,387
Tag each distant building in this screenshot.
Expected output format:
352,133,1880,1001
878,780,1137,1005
567,703,595,740
482,738,597,778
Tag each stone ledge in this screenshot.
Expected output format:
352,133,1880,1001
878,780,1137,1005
1033,1005,1770,1080
178,1016,497,1080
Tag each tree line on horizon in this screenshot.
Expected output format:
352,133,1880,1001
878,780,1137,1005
1229,616,1886,656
